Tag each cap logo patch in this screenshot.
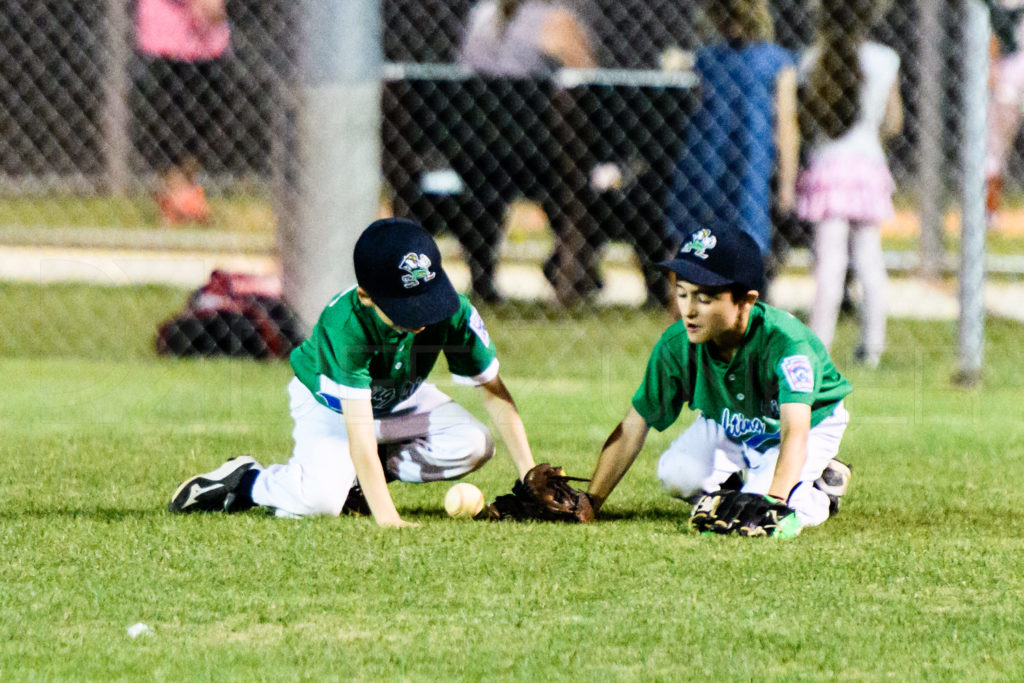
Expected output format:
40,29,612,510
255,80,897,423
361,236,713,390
399,252,436,288
681,229,717,260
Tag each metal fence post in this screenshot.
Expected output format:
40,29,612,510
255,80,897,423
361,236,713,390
955,0,990,387
278,0,382,327
917,0,946,280
102,0,130,195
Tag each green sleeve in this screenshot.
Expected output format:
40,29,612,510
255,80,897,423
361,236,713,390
289,298,375,396
631,327,691,432
444,301,498,380
315,323,374,389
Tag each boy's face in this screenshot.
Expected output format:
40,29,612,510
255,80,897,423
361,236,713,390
674,278,755,350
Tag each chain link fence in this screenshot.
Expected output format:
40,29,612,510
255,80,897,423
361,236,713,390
0,0,996,359
1,0,294,191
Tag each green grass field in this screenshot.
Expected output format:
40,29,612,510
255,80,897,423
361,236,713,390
3,283,1024,680
0,193,275,234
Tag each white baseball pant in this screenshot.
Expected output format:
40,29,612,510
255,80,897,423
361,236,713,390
250,377,494,517
656,402,849,527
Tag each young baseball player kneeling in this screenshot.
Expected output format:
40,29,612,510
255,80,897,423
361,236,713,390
168,218,537,527
586,223,852,537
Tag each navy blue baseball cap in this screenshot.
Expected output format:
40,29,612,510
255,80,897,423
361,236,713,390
353,218,459,329
660,224,765,294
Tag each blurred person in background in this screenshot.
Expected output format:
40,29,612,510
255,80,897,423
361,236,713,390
666,0,799,299
457,0,598,304
460,0,597,76
984,0,1024,231
134,0,231,226
796,0,901,368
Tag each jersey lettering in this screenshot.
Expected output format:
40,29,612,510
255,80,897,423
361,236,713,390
371,386,396,410
720,407,766,440
780,355,815,393
370,379,423,410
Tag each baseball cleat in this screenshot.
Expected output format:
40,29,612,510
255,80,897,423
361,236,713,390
341,483,371,516
168,456,259,514
814,458,851,517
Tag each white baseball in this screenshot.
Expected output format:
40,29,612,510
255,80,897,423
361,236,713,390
444,482,484,518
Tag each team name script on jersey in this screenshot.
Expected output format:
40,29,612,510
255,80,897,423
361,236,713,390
371,379,423,411
720,407,766,440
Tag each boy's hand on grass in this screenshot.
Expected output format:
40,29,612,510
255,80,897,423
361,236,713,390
377,517,419,529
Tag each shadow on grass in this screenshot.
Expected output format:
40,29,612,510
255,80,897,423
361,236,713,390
591,507,687,523
4,506,161,521
4,503,691,526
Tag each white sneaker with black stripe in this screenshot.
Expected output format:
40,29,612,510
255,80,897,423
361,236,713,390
168,456,259,514
814,458,852,517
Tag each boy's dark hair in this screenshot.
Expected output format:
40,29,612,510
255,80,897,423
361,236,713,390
712,283,757,302
728,283,754,301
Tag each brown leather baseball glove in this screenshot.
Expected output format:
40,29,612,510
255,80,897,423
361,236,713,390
482,463,594,523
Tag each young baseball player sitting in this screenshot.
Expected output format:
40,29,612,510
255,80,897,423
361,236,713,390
585,223,852,537
168,218,537,527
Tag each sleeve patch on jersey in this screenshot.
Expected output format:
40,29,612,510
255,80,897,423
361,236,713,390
468,306,491,348
780,355,815,393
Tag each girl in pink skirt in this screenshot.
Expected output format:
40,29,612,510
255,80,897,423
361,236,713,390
797,0,903,367
984,1,1024,228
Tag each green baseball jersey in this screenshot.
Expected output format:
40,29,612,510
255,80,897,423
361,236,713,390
290,288,498,416
632,302,852,452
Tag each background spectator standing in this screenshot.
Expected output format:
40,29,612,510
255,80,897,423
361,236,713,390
134,0,231,226
984,0,1024,230
457,0,597,303
461,0,597,76
796,0,902,367
665,0,799,298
